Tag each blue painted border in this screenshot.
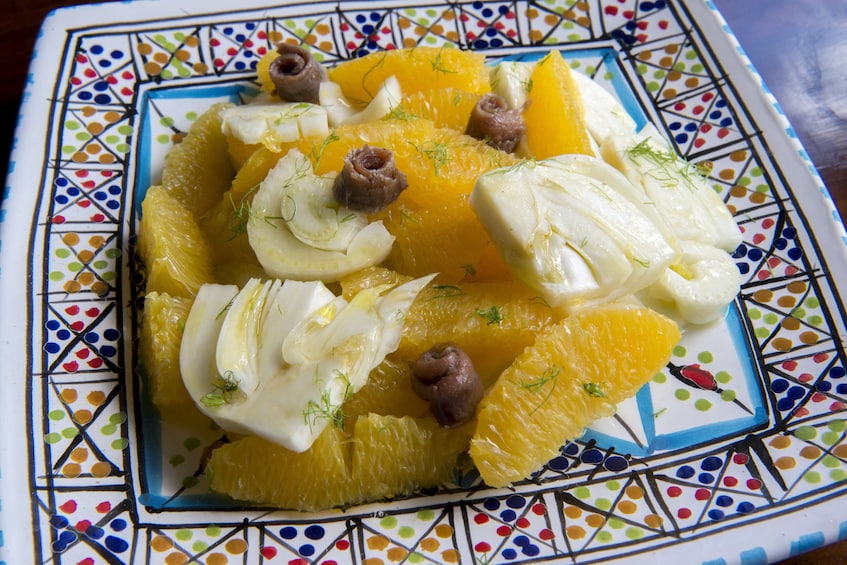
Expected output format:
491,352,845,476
135,82,259,214
581,304,767,457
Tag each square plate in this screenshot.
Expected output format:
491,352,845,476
2,1,847,563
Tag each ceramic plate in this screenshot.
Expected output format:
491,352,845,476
2,0,847,563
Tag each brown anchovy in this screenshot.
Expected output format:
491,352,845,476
268,43,327,104
332,146,408,213
465,92,526,153
412,344,483,428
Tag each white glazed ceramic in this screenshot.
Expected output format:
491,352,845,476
2,1,846,563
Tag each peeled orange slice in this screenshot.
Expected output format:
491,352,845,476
138,291,193,406
470,303,680,487
137,185,215,297
207,426,353,511
160,102,235,217
523,50,593,159
296,120,518,281
396,279,562,385
396,87,481,132
351,413,473,502
327,46,490,105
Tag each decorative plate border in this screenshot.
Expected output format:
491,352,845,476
4,0,847,564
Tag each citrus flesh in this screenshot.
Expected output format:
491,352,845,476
341,267,563,385
522,50,593,159
326,46,490,106
396,279,562,385
160,102,235,217
342,357,431,426
202,118,518,282
208,413,471,511
207,426,353,512
396,87,481,131
470,303,681,488
138,291,194,406
137,185,215,297
351,413,474,502
297,119,518,281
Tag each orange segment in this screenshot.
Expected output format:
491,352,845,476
522,50,593,159
327,47,490,106
139,291,193,407
226,137,262,170
340,266,413,300
137,185,214,297
160,102,235,217
207,413,472,511
351,413,473,502
395,87,481,132
255,50,278,93
197,146,285,285
399,280,561,385
208,426,353,512
470,303,680,487
201,145,285,240
341,268,559,384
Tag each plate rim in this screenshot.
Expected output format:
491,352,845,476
2,1,847,563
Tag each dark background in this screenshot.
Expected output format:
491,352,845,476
1,2,846,564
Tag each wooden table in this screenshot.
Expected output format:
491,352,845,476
0,1,845,563
703,3,847,560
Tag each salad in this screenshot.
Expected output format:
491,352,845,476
137,43,739,510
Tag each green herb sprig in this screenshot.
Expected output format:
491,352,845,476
476,305,505,325
201,371,241,408
515,364,561,414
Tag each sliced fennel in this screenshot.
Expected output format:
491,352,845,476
213,278,276,395
319,76,402,127
247,149,394,282
647,241,742,324
488,61,744,323
601,124,742,253
470,155,677,310
220,102,329,152
180,275,434,452
569,70,638,145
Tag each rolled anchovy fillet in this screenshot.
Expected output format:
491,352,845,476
332,145,408,213
465,92,526,153
412,344,483,428
268,43,327,103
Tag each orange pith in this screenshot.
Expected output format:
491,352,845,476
208,413,471,511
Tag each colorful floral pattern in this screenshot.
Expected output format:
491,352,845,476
7,0,847,563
